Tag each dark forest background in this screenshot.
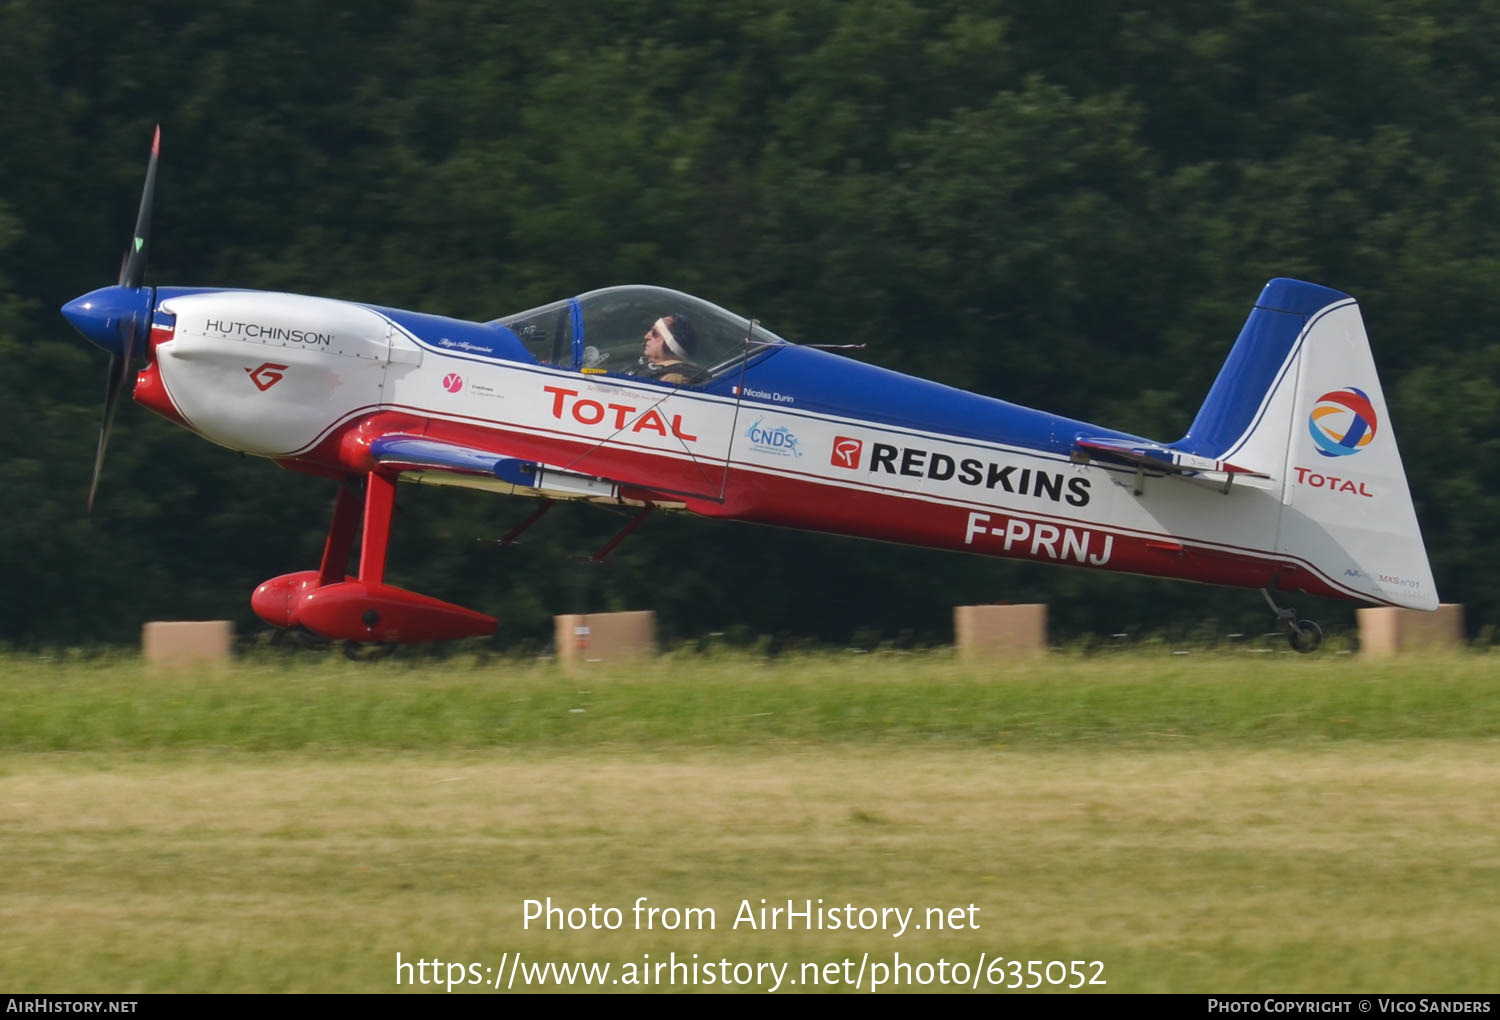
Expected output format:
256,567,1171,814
3,0,1497,648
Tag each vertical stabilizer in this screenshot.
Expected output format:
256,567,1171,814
1176,279,1438,610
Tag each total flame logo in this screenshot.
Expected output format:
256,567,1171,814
1309,386,1378,457
245,362,288,391
831,436,863,469
442,373,464,393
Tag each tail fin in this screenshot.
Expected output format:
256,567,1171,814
1175,279,1438,610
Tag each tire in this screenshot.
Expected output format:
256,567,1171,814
290,627,331,651
1287,620,1323,653
343,641,397,662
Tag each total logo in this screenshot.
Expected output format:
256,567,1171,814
1309,386,1377,457
1293,465,1373,498
543,385,698,441
244,362,288,391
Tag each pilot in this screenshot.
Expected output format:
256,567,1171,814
628,314,705,384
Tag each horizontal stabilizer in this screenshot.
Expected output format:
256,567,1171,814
1073,436,1268,479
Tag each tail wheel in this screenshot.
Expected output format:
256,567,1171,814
1288,620,1323,654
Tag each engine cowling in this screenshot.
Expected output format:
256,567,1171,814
152,291,398,457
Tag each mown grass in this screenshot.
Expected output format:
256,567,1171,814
2,650,1498,993
4,747,1500,993
1,648,1497,753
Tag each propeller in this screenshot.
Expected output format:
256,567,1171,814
61,125,161,510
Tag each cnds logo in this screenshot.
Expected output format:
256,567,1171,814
745,419,802,458
245,362,288,391
831,436,863,469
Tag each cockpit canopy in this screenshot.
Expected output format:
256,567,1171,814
493,285,786,383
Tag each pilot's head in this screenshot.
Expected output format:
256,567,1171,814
643,314,698,363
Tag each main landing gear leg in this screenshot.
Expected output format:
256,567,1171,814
1261,587,1323,653
344,470,398,661
317,478,363,587
358,470,396,588
264,480,363,652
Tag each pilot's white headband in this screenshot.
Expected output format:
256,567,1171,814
654,317,685,358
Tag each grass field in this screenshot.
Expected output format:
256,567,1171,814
2,650,1497,992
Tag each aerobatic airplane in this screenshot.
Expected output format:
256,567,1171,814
61,129,1438,653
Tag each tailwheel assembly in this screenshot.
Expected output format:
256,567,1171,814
1261,588,1323,653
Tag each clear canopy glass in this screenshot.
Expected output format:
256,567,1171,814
494,285,786,383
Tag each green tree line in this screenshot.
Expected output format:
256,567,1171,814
3,0,1497,646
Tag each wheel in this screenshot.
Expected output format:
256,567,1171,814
271,626,330,650
343,641,397,662
1287,619,1323,653
290,626,331,650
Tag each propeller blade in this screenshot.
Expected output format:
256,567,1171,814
86,292,140,510
118,125,160,289
88,350,131,511
71,125,160,510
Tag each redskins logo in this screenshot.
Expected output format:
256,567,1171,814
831,436,863,469
1309,387,1378,458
